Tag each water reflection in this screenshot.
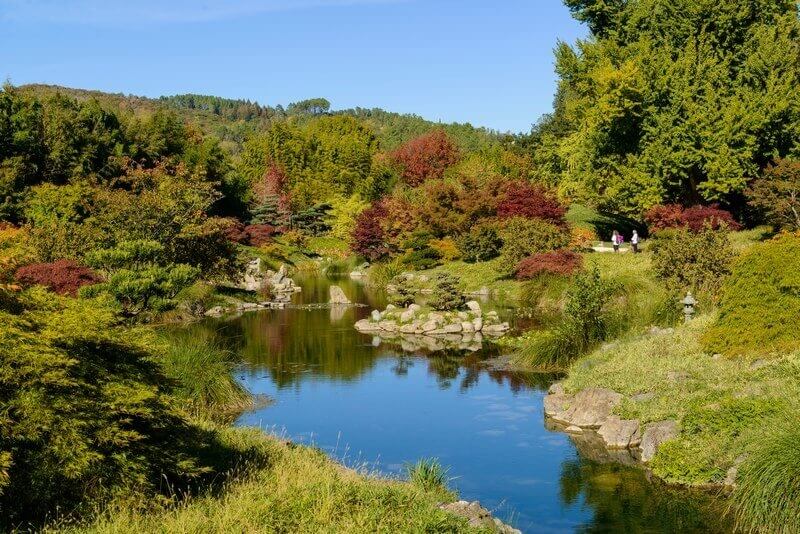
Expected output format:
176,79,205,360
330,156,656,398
178,274,730,532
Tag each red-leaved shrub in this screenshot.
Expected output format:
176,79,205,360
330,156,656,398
514,250,583,280
497,181,567,227
15,260,102,296
244,224,278,247
223,218,249,244
351,202,390,261
645,204,740,232
390,129,459,186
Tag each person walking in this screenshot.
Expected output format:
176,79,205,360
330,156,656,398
631,230,640,253
612,230,621,253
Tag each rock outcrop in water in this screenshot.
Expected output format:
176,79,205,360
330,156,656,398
544,382,679,470
440,501,521,533
355,300,509,337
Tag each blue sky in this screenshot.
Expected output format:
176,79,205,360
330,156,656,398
0,0,586,133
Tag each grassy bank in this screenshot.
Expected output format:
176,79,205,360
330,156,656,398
53,426,480,534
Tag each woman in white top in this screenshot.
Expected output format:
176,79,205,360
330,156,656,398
631,230,640,253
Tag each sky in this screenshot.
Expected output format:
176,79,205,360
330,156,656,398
0,0,587,133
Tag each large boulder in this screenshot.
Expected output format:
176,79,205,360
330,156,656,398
439,501,521,534
549,388,623,428
239,258,265,292
639,420,679,462
598,416,641,449
329,285,351,305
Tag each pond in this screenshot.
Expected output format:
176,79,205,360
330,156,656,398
183,274,730,533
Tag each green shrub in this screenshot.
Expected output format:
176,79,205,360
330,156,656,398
388,274,416,307
498,217,570,275
702,234,800,356
457,224,503,263
367,258,404,288
732,413,800,534
650,227,735,301
401,247,442,270
0,288,221,527
429,272,464,311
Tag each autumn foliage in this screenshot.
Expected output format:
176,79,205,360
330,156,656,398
351,202,390,261
390,129,459,186
497,181,567,227
645,204,740,233
514,250,583,280
15,260,102,296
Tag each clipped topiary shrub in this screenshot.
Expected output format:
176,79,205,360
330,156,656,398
457,224,503,263
15,260,102,296
429,272,464,311
514,250,583,280
702,234,800,356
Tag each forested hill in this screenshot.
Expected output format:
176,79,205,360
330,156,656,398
17,84,504,153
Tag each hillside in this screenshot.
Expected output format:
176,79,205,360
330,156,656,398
18,84,503,154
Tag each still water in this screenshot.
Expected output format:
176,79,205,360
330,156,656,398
187,274,729,533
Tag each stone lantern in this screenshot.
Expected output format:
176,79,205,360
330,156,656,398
682,292,697,322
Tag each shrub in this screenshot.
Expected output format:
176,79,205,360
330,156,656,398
351,202,390,261
429,237,460,261
222,218,249,244
245,224,279,246
429,272,464,311
732,414,800,534
14,259,101,296
569,226,597,251
281,229,308,250
387,274,416,307
514,250,583,280
497,181,566,226
457,224,503,263
498,217,570,274
702,234,800,356
0,290,221,526
747,158,800,231
401,247,442,270
328,194,369,241
645,204,741,233
390,129,459,186
650,227,735,300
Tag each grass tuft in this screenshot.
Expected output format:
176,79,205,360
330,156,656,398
406,458,451,494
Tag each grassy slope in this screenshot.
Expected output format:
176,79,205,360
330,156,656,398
560,315,800,486
55,426,483,534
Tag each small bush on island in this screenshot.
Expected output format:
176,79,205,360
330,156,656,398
702,234,800,356
387,274,416,307
650,227,735,300
498,217,570,275
645,204,741,233
429,272,464,311
514,250,583,280
14,259,102,296
457,224,503,263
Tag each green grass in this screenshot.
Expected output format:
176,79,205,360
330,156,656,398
421,258,521,302
732,413,800,533
52,427,481,534
559,315,800,487
406,458,452,494
566,204,643,240
159,333,252,419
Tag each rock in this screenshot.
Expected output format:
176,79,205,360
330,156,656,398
466,300,482,314
461,321,475,333
349,270,364,278
400,309,416,323
204,305,225,317
639,420,679,463
421,320,438,332
471,286,490,296
543,392,571,418
483,323,510,335
472,317,483,331
379,320,398,332
400,323,418,334
385,304,396,311
439,501,521,534
565,425,583,433
598,416,641,449
355,319,381,332
631,392,655,402
238,258,266,292
444,323,463,333
551,388,623,428
408,303,422,313
329,285,351,305
371,310,382,322
549,382,565,395
724,455,748,487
